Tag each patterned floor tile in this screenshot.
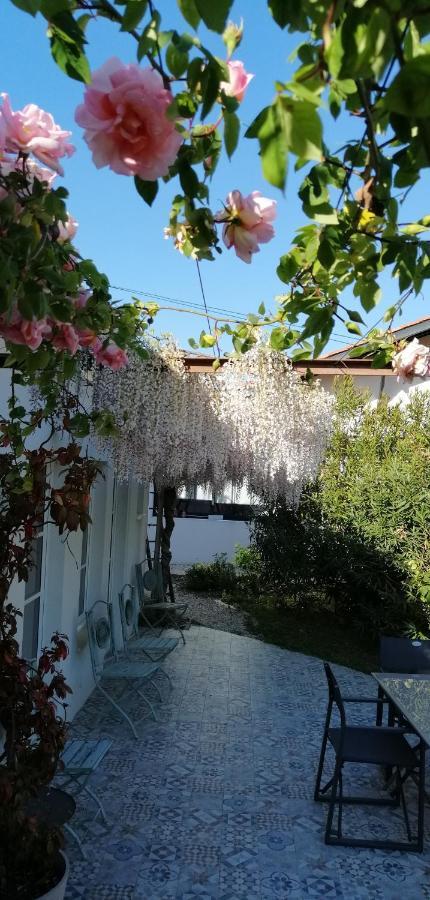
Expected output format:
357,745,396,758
65,626,430,900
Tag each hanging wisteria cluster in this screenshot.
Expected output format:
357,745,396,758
92,342,334,501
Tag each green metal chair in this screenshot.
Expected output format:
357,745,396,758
135,560,190,644
117,583,179,662
86,600,164,739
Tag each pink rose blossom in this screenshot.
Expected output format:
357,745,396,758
77,328,100,350
52,323,80,355
215,189,277,263
0,309,52,351
95,341,129,370
57,214,78,244
75,57,183,180
392,338,430,382
220,60,254,103
0,93,74,175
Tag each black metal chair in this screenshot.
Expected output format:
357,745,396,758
314,662,426,851
376,636,430,726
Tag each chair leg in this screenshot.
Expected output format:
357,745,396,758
64,822,87,860
417,740,426,852
314,700,333,801
97,684,138,740
397,767,412,842
325,758,343,844
82,783,109,825
376,685,384,726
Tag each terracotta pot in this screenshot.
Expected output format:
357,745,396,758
36,852,69,900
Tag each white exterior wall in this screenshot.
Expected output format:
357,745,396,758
0,366,149,719
170,518,251,570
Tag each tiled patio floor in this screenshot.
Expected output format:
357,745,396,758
64,626,430,899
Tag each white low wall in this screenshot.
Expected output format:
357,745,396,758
170,517,250,571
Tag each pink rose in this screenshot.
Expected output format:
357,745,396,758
0,94,74,175
392,338,430,382
95,341,129,370
52,323,80,356
0,309,52,351
77,328,101,350
220,61,253,103
215,189,277,263
20,318,52,351
75,58,183,180
57,214,78,244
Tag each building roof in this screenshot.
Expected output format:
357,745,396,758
320,315,430,360
183,355,393,377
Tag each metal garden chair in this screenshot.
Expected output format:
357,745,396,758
118,583,179,662
56,738,112,858
376,636,430,726
314,662,426,851
86,600,165,738
135,560,190,644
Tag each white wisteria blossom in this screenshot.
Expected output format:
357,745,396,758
92,341,334,501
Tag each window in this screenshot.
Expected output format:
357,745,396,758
78,527,89,616
22,531,44,661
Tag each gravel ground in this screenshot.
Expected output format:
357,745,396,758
172,575,257,637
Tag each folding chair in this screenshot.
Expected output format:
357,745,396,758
135,560,190,644
117,583,179,662
315,662,426,851
56,738,112,859
86,600,166,739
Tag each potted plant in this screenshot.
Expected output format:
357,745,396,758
0,608,72,900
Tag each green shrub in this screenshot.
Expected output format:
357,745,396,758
184,553,237,593
251,379,430,637
233,545,262,597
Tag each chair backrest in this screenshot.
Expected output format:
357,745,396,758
118,582,139,644
135,560,145,603
380,636,430,674
86,600,115,681
323,662,346,727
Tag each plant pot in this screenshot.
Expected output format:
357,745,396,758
36,852,69,900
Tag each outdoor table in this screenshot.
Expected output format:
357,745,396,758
372,673,430,745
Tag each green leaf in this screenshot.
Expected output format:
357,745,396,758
356,279,382,312
245,104,287,190
200,331,216,347
134,176,159,206
50,33,91,83
258,301,266,315
268,0,290,28
120,0,148,31
345,320,362,335
200,61,221,120
277,253,299,283
280,97,323,161
270,327,290,350
194,0,233,33
177,0,200,29
179,162,200,196
346,309,365,324
383,56,430,117
166,43,189,77
317,236,336,269
223,110,240,159
11,0,40,13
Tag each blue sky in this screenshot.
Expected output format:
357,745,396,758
1,1,429,353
